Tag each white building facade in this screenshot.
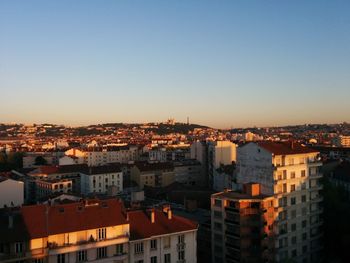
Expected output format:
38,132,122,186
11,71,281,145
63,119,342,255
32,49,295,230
237,142,323,263
0,178,24,208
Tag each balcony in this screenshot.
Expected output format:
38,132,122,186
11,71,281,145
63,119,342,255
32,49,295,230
310,207,323,215
310,184,323,191
87,253,128,263
0,252,27,262
48,235,129,255
225,218,239,225
226,206,239,213
310,196,324,203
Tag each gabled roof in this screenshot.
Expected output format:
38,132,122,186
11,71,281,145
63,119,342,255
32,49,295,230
256,141,318,155
128,208,197,240
20,199,127,238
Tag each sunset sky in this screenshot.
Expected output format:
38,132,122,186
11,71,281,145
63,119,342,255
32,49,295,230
1,0,349,128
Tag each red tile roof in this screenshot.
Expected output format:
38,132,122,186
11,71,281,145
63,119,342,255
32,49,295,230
20,199,127,238
128,208,197,240
257,141,318,155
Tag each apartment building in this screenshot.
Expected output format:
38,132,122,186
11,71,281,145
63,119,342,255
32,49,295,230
0,177,24,208
80,165,123,195
211,183,275,263
0,199,198,263
0,199,129,263
173,159,205,187
128,206,198,263
65,145,139,166
130,162,175,189
35,179,73,200
208,141,237,189
236,142,323,263
333,135,350,147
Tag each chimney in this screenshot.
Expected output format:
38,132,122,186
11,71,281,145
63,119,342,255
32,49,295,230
162,204,172,220
150,209,155,223
244,183,260,197
167,209,172,220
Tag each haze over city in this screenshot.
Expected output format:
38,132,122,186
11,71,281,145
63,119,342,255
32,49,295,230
1,0,350,128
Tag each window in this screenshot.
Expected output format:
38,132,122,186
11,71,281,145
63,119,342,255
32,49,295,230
283,170,287,179
292,249,297,257
289,158,294,165
290,172,296,179
214,222,222,230
214,211,222,218
151,256,157,263
302,233,307,240
116,244,124,255
33,259,44,263
291,184,296,192
302,195,307,202
301,170,306,177
302,220,307,228
291,197,296,205
279,224,287,234
178,235,185,244
97,247,107,259
164,236,171,248
150,239,157,250
15,242,23,253
98,228,106,240
178,250,185,261
57,254,66,263
283,183,287,193
164,253,171,263
279,211,287,220
77,250,87,262
302,207,307,216
291,210,296,219
291,223,296,232
214,199,222,207
291,236,297,245
302,245,308,253
134,242,144,254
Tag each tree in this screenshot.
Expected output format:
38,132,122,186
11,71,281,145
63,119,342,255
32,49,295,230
34,156,47,166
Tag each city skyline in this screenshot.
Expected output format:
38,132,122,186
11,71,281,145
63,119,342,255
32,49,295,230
1,0,350,128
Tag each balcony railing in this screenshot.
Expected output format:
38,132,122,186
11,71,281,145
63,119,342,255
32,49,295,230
0,252,27,262
47,234,129,252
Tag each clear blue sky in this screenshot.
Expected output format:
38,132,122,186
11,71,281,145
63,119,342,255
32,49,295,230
1,0,349,128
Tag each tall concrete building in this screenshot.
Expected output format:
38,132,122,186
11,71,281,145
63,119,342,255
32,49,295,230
236,142,323,263
211,183,275,263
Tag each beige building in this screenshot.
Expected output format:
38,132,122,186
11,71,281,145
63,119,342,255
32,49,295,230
0,199,198,263
131,162,175,189
65,146,139,166
236,142,323,263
